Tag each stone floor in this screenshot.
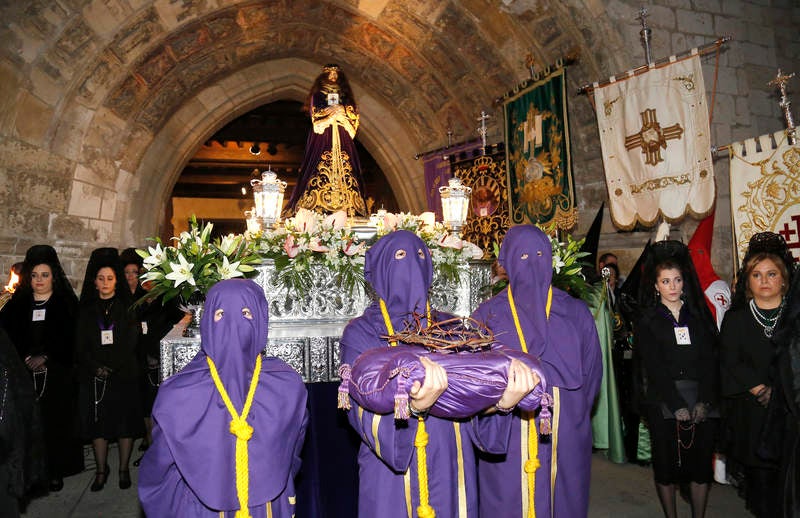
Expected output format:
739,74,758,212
21,443,750,517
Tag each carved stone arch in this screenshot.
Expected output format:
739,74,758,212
122,57,423,244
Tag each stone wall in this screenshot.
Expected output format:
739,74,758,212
0,0,797,290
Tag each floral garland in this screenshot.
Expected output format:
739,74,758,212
250,209,484,297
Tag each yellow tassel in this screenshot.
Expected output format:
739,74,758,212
509,287,551,518
381,298,437,517
414,418,435,518
207,355,262,518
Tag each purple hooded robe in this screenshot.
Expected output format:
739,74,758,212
471,225,603,518
340,230,512,518
138,280,308,517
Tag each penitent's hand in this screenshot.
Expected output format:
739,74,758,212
496,359,539,411
409,356,448,413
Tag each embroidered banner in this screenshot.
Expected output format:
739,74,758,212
503,67,577,231
451,146,510,258
422,139,482,221
593,54,715,230
729,130,800,265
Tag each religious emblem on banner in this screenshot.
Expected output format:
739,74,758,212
592,54,715,230
503,67,577,231
729,130,800,264
451,149,510,257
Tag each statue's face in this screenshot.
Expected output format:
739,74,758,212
327,70,338,82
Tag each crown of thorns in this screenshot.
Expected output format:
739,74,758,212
382,313,496,352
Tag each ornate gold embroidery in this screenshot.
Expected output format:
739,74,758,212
624,108,684,166
629,173,691,194
673,74,696,91
603,96,620,116
735,145,800,258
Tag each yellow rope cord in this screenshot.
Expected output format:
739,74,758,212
508,284,552,518
207,355,262,518
414,417,435,518
379,298,435,518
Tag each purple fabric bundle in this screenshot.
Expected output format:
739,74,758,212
339,343,547,419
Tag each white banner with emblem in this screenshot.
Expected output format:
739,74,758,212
593,53,715,230
729,129,800,265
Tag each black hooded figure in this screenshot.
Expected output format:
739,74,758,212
75,247,142,492
0,328,46,517
0,245,84,491
720,232,795,518
770,263,800,518
634,239,719,518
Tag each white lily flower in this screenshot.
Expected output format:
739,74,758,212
142,243,166,270
218,256,244,279
218,234,238,255
165,253,196,287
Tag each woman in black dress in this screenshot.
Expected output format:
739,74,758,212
76,248,141,491
120,247,185,454
720,232,794,517
635,240,719,518
0,245,84,492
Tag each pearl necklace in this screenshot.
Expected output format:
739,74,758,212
748,298,784,338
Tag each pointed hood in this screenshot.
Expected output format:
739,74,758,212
364,230,433,331
688,212,720,290
498,225,553,351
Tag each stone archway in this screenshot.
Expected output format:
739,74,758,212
124,57,423,244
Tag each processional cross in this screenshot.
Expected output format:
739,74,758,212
477,111,490,155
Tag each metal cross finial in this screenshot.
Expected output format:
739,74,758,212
525,53,536,79
637,6,653,65
477,111,490,155
769,68,796,144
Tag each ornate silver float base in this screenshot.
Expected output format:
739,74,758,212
161,261,491,383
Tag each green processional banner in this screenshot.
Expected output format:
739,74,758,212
503,67,577,231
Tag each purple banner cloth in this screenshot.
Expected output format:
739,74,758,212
422,139,482,220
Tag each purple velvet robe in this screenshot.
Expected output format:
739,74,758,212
138,280,308,517
341,231,512,517
286,90,366,213
471,225,603,518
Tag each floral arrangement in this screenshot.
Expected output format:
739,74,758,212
251,208,484,297
252,209,366,296
137,215,261,304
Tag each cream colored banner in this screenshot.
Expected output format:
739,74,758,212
729,130,800,264
594,54,715,230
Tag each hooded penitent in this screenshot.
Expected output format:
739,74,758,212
139,279,307,516
471,224,603,518
340,230,513,518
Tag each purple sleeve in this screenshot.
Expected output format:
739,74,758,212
341,321,418,472
470,412,513,455
580,303,604,405
138,419,190,517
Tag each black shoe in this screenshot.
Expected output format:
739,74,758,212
49,478,64,492
119,470,131,490
90,466,108,492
